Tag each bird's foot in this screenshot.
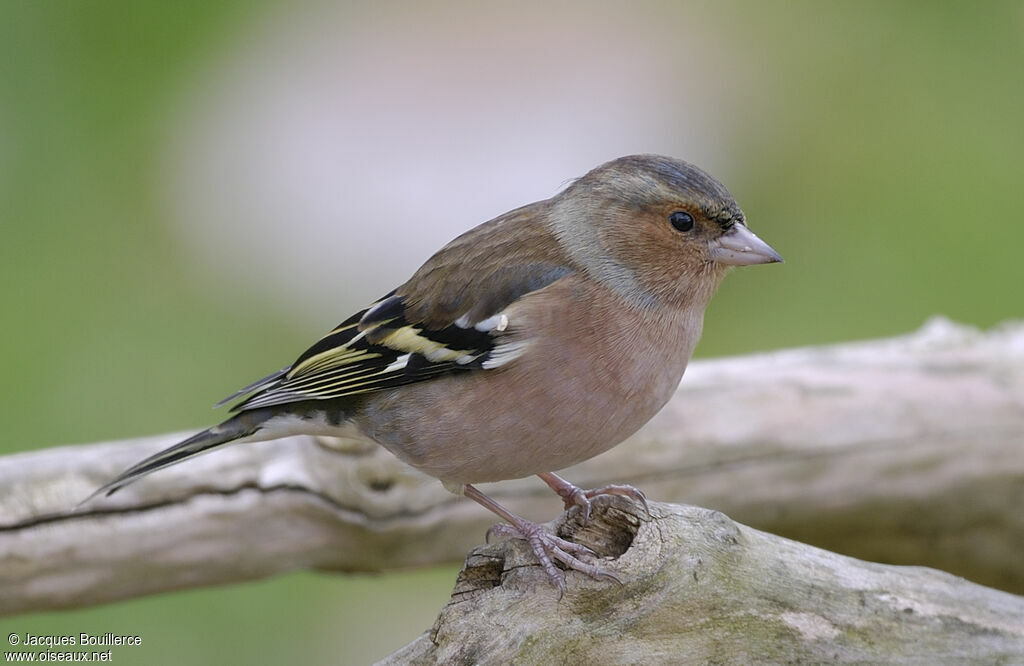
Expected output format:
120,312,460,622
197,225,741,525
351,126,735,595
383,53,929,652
487,520,620,595
539,472,649,523
463,483,621,593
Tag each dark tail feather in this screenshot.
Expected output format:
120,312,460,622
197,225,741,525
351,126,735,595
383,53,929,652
79,415,260,507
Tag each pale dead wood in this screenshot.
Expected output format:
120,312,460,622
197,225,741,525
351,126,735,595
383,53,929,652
381,497,1024,665
1,317,1022,616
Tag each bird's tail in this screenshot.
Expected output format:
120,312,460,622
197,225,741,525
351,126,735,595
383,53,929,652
80,412,265,506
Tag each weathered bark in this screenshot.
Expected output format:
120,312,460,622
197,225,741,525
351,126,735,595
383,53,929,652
381,497,1024,665
1,317,1022,616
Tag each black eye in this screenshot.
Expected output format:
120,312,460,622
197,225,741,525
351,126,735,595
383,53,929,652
669,211,694,232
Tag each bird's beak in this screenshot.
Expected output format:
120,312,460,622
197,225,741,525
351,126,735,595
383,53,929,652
710,223,783,266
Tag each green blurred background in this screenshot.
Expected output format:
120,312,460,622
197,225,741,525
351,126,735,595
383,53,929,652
2,1,1022,663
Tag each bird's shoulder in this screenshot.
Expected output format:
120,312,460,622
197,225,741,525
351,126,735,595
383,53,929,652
398,199,575,326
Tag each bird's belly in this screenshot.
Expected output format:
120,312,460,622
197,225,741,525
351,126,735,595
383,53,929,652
354,351,687,485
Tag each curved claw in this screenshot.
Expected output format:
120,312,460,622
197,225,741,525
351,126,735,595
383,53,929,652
540,472,650,523
486,520,613,593
488,523,595,557
579,484,650,520
463,483,619,594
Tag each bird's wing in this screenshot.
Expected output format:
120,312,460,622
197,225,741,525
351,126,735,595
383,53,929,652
228,273,563,411
225,209,574,411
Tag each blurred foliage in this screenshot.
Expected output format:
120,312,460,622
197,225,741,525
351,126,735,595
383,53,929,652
1,0,290,448
704,1,1024,354
2,1,1022,663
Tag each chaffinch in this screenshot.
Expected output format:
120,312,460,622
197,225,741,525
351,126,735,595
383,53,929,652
91,154,781,591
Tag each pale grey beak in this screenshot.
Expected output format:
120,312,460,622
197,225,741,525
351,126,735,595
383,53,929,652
710,223,783,266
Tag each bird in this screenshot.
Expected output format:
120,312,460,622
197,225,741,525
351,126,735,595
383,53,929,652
87,154,782,592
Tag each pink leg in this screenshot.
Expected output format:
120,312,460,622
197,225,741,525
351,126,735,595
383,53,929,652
463,484,618,594
537,472,649,523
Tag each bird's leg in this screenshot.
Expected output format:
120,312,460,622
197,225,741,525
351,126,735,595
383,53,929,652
462,484,618,594
537,472,649,523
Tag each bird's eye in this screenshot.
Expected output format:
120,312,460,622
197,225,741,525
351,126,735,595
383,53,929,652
669,211,695,232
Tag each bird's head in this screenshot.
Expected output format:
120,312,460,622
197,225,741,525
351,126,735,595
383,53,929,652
550,154,782,308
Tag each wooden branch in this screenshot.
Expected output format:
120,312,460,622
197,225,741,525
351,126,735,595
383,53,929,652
2,317,1022,616
381,497,1024,664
